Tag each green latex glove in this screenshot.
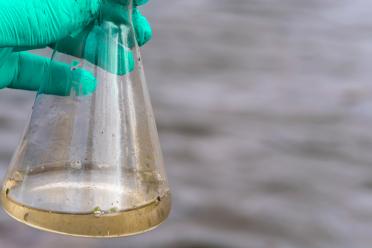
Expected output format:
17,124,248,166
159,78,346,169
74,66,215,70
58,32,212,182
0,0,152,95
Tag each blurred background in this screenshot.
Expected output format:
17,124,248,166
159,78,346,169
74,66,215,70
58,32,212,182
1,0,372,247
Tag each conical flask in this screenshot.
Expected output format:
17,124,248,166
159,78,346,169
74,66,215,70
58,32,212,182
1,1,170,237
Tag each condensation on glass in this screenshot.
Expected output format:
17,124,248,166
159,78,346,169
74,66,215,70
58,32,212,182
1,1,170,237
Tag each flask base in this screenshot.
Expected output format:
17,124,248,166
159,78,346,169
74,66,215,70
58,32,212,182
1,189,171,237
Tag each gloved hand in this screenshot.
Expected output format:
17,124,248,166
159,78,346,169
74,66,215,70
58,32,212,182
0,0,152,95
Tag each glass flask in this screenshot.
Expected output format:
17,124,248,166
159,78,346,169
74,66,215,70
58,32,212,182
1,1,170,237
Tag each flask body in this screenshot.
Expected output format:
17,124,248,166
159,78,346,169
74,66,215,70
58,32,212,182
1,2,170,237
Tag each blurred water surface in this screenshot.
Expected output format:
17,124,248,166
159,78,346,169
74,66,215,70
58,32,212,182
1,0,372,247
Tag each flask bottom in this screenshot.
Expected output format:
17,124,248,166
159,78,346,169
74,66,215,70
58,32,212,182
1,187,171,237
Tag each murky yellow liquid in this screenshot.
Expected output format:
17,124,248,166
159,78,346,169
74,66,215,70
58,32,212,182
1,184,171,237
0,163,171,237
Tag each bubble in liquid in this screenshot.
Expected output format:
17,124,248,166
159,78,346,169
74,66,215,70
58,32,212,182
71,160,82,170
93,206,104,217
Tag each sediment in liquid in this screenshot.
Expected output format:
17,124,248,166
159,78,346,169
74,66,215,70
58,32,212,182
1,187,171,237
0,164,171,237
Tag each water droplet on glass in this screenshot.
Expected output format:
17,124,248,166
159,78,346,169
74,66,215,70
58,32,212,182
155,196,161,206
70,60,82,71
13,171,24,182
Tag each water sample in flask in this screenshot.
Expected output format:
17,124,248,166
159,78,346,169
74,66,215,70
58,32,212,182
1,1,171,237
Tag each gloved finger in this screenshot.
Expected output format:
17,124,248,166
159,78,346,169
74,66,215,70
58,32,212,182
0,48,13,66
134,0,149,6
13,45,51,53
133,8,152,46
111,0,149,6
5,52,97,96
101,2,131,25
0,50,18,89
0,0,101,48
